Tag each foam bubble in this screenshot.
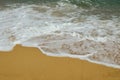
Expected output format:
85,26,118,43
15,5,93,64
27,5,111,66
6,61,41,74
0,3,120,68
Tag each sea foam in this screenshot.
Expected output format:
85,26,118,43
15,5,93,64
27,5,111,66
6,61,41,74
0,3,120,68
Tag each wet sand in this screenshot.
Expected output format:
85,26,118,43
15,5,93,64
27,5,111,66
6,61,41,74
0,45,120,80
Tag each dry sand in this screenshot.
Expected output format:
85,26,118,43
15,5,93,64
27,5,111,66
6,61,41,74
0,45,120,80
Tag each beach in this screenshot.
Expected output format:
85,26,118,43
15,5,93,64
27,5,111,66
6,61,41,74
0,0,120,80
0,45,120,80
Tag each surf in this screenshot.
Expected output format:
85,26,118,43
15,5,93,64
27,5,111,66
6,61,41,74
0,1,120,68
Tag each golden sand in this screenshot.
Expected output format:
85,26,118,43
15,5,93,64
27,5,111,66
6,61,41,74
0,45,120,80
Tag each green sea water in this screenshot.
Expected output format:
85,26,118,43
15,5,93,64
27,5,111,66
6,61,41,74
1,0,120,7
1,0,120,15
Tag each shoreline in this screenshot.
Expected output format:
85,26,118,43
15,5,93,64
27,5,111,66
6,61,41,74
0,45,120,80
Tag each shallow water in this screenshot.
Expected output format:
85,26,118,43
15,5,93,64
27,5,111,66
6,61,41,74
0,0,120,68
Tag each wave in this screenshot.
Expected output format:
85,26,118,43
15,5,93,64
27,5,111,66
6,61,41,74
0,2,120,68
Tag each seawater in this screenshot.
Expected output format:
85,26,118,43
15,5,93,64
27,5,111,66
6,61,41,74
0,0,120,68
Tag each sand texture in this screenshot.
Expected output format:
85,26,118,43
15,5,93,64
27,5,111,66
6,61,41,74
0,45,120,80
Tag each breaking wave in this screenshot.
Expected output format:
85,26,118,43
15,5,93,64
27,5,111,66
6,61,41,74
0,1,120,68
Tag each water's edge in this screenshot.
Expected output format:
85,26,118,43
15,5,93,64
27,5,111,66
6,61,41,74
0,1,120,69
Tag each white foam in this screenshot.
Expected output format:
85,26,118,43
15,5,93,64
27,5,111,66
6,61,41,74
0,3,120,68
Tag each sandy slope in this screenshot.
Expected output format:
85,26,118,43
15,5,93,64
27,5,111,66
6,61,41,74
0,45,120,80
